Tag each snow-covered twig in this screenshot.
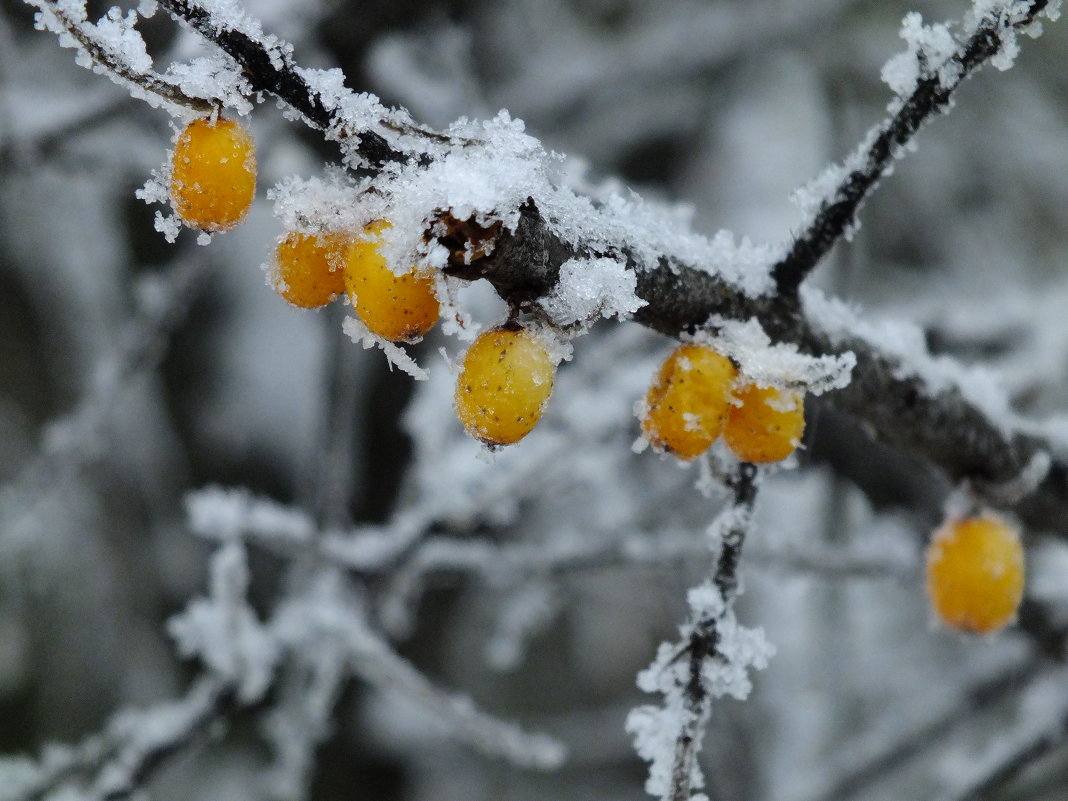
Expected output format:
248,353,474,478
946,716,1068,801
934,665,1068,801
771,0,1053,296
0,676,235,801
157,0,463,168
29,0,214,113
803,659,1047,801
628,464,774,801
270,571,567,771
183,483,915,636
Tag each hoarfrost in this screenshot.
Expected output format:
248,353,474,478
341,316,429,381
484,582,562,671
163,55,253,115
881,13,958,98
167,541,279,702
185,485,317,545
539,257,645,328
702,316,855,395
803,286,1018,432
626,582,774,800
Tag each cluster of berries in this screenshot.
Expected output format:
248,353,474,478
642,343,806,464
166,117,811,457
167,115,557,447
166,117,1029,636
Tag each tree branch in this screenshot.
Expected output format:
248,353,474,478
5,677,235,801
667,465,760,801
472,203,1066,534
62,0,1063,533
770,0,1051,296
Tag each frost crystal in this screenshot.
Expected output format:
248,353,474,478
342,316,429,380
702,316,855,395
539,257,646,328
881,13,959,98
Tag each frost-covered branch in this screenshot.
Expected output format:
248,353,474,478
627,465,773,801
947,715,1068,801
156,0,464,169
934,665,1068,801
29,0,214,113
28,0,1068,533
0,676,235,801
805,659,1047,801
2,542,565,800
771,0,1053,296
473,208,1068,533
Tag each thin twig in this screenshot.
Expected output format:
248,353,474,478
770,0,1050,296
3,677,235,801
668,464,760,801
34,2,213,112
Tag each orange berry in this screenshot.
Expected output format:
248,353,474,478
723,384,805,463
272,232,348,308
926,514,1025,634
344,222,439,342
455,328,556,446
170,117,256,231
642,344,737,461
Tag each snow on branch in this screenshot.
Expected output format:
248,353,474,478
627,465,774,801
0,676,235,801
773,0,1057,296
270,571,567,771
26,0,1068,534
184,481,915,644
28,0,216,114
1,539,566,799
172,538,566,770
156,0,464,169
934,665,1068,801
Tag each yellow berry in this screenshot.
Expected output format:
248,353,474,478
724,384,805,463
642,344,737,461
272,232,349,308
455,328,556,446
170,117,256,231
926,514,1025,634
344,222,439,342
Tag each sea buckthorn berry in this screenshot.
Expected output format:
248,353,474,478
642,344,737,461
926,514,1025,634
723,384,805,463
344,222,439,342
170,117,256,231
272,232,349,308
455,328,556,446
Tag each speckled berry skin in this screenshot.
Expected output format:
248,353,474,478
455,328,556,446
343,222,439,342
170,118,256,231
272,232,349,309
642,344,737,461
926,514,1025,634
723,384,805,463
